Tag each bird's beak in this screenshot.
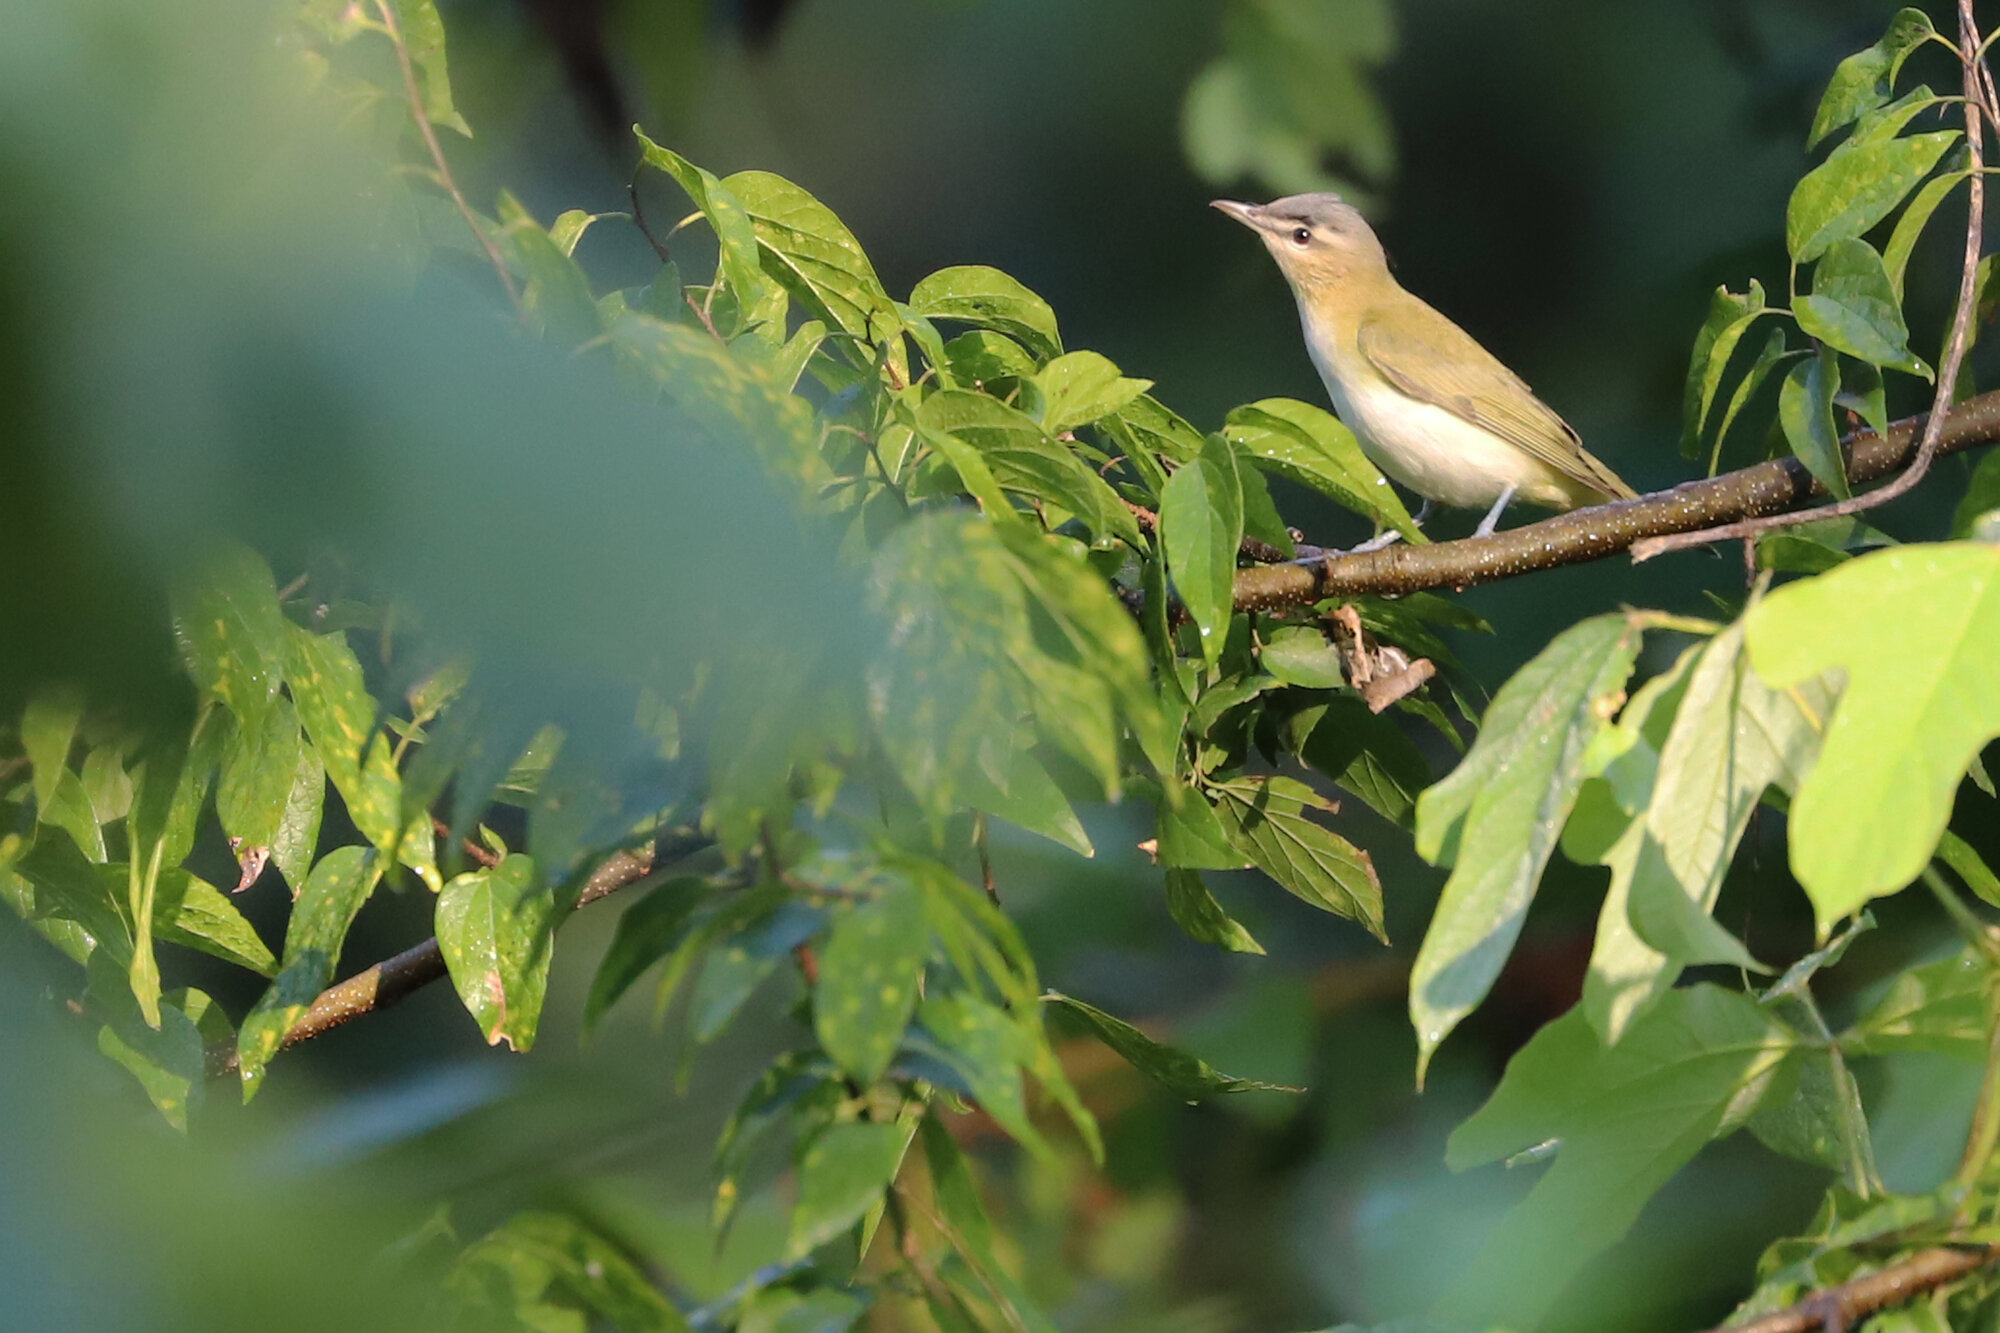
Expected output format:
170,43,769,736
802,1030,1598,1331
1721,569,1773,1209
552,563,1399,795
1210,199,1263,231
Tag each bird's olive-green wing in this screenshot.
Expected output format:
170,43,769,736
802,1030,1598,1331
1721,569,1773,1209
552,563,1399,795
1357,305,1636,501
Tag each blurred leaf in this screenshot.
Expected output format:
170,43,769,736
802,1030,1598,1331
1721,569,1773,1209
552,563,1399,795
942,329,1038,391
724,169,896,344
788,1120,915,1259
97,991,205,1132
1796,239,1926,377
1224,398,1419,538
1160,434,1244,666
1787,129,1958,264
271,739,325,890
496,191,601,347
713,1050,842,1236
908,265,1061,360
1951,450,2000,539
1842,946,1989,1058
1046,992,1297,1099
919,1113,994,1252
1210,774,1384,938
236,846,381,1095
738,1289,868,1333
389,0,471,137
584,876,707,1031
171,545,288,735
1033,350,1151,435
1757,514,1895,575
1412,615,1643,1077
635,133,780,326
39,769,105,862
1680,280,1768,459
918,992,1045,1155
21,684,84,813
1779,346,1850,499
814,876,927,1085
1937,829,2000,909
1440,987,1796,1330
79,746,133,826
1745,544,2000,928
450,1212,692,1333
436,853,557,1051
1163,867,1264,954
1806,8,1935,149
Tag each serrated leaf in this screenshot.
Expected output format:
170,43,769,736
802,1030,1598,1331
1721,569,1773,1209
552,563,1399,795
1224,397,1419,538
1745,543,2000,927
1438,987,1796,1331
815,875,928,1084
1787,129,1958,264
1411,615,1644,1077
236,846,380,1095
1160,434,1243,665
908,265,1062,359
788,1120,916,1258
1210,774,1384,938
436,854,557,1051
1046,991,1296,1098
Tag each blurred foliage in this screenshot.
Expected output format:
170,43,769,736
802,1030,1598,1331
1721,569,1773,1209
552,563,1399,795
15,2,2000,1333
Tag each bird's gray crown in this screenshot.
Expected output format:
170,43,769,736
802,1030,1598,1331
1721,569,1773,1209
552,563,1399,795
1262,193,1369,235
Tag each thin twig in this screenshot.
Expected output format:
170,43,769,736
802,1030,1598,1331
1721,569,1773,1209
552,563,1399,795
628,163,672,263
1639,0,1987,562
372,0,521,312
1700,1244,2000,1333
1230,389,2000,610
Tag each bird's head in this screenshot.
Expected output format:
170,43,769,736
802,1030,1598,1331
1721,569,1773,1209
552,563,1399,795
1211,193,1388,299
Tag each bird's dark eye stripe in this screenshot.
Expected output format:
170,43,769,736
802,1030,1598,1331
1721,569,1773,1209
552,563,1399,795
1290,226,1312,245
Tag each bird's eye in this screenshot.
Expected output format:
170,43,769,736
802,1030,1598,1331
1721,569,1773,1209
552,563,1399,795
1290,226,1313,247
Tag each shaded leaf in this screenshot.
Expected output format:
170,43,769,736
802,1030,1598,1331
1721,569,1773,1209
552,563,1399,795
1210,774,1384,938
1163,867,1264,954
788,1120,915,1258
1796,239,1926,377
1787,129,1958,264
1680,280,1768,459
1807,8,1935,148
584,877,708,1030
236,846,380,1095
1779,346,1849,499
171,545,288,734
1046,991,1297,1099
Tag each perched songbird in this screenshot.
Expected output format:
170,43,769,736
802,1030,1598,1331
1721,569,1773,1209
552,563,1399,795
1214,194,1635,537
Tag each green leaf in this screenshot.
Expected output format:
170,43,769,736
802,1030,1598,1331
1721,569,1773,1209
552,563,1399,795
389,0,472,137
1841,946,1991,1058
1160,434,1244,665
1710,328,1795,474
1260,625,1345,688
1937,829,2000,909
97,992,205,1132
908,265,1062,360
915,390,1139,545
1224,398,1419,538
1163,868,1264,954
216,696,304,856
436,854,558,1051
1209,774,1384,938
1046,992,1297,1099
1952,450,2000,539
1796,239,1927,376
1745,543,2000,927
1884,165,1965,298
918,992,1046,1155
171,545,288,734
583,877,708,1031
960,745,1092,857
496,192,601,347
1235,459,1296,557
1806,8,1935,149
1585,624,1826,1041
1779,346,1850,499
1438,987,1796,1331
450,1212,693,1333
21,684,84,813
814,875,929,1084
1156,792,1250,870
1411,615,1644,1077
1787,129,1959,264
271,739,325,891
285,623,376,796
235,846,380,1095
634,133,779,327
1296,694,1433,828
788,1120,915,1258
941,329,1038,390
723,169,897,343
1680,280,1768,458
155,868,279,976
1033,351,1151,435
39,769,106,862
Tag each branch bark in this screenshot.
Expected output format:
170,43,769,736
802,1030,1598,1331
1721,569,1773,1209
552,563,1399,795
1701,1244,2000,1333
1232,389,2000,612
205,835,700,1076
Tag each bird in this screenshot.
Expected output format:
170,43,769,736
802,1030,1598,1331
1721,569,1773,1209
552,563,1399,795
1213,194,1635,539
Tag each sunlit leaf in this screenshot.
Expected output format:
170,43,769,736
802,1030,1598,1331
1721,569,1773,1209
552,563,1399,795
1806,8,1935,149
1034,350,1151,435
908,265,1062,360
1841,946,1991,1059
1160,434,1243,665
1680,280,1768,459
1209,774,1384,938
236,846,381,1096
1224,397,1419,538
171,545,288,734
1795,239,1926,377
815,874,928,1085
436,854,558,1051
1778,346,1849,499
1787,129,1958,264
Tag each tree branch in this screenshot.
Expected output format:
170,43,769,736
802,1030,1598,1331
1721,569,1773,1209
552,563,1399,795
1231,389,2000,612
205,834,704,1076
1701,1244,2000,1333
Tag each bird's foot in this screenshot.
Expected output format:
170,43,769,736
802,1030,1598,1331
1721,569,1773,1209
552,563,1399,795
1411,500,1433,528
1472,486,1517,538
1346,529,1404,554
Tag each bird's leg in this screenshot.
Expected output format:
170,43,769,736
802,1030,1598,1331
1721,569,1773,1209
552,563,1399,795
1411,499,1433,529
1472,486,1517,538
1348,529,1403,553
